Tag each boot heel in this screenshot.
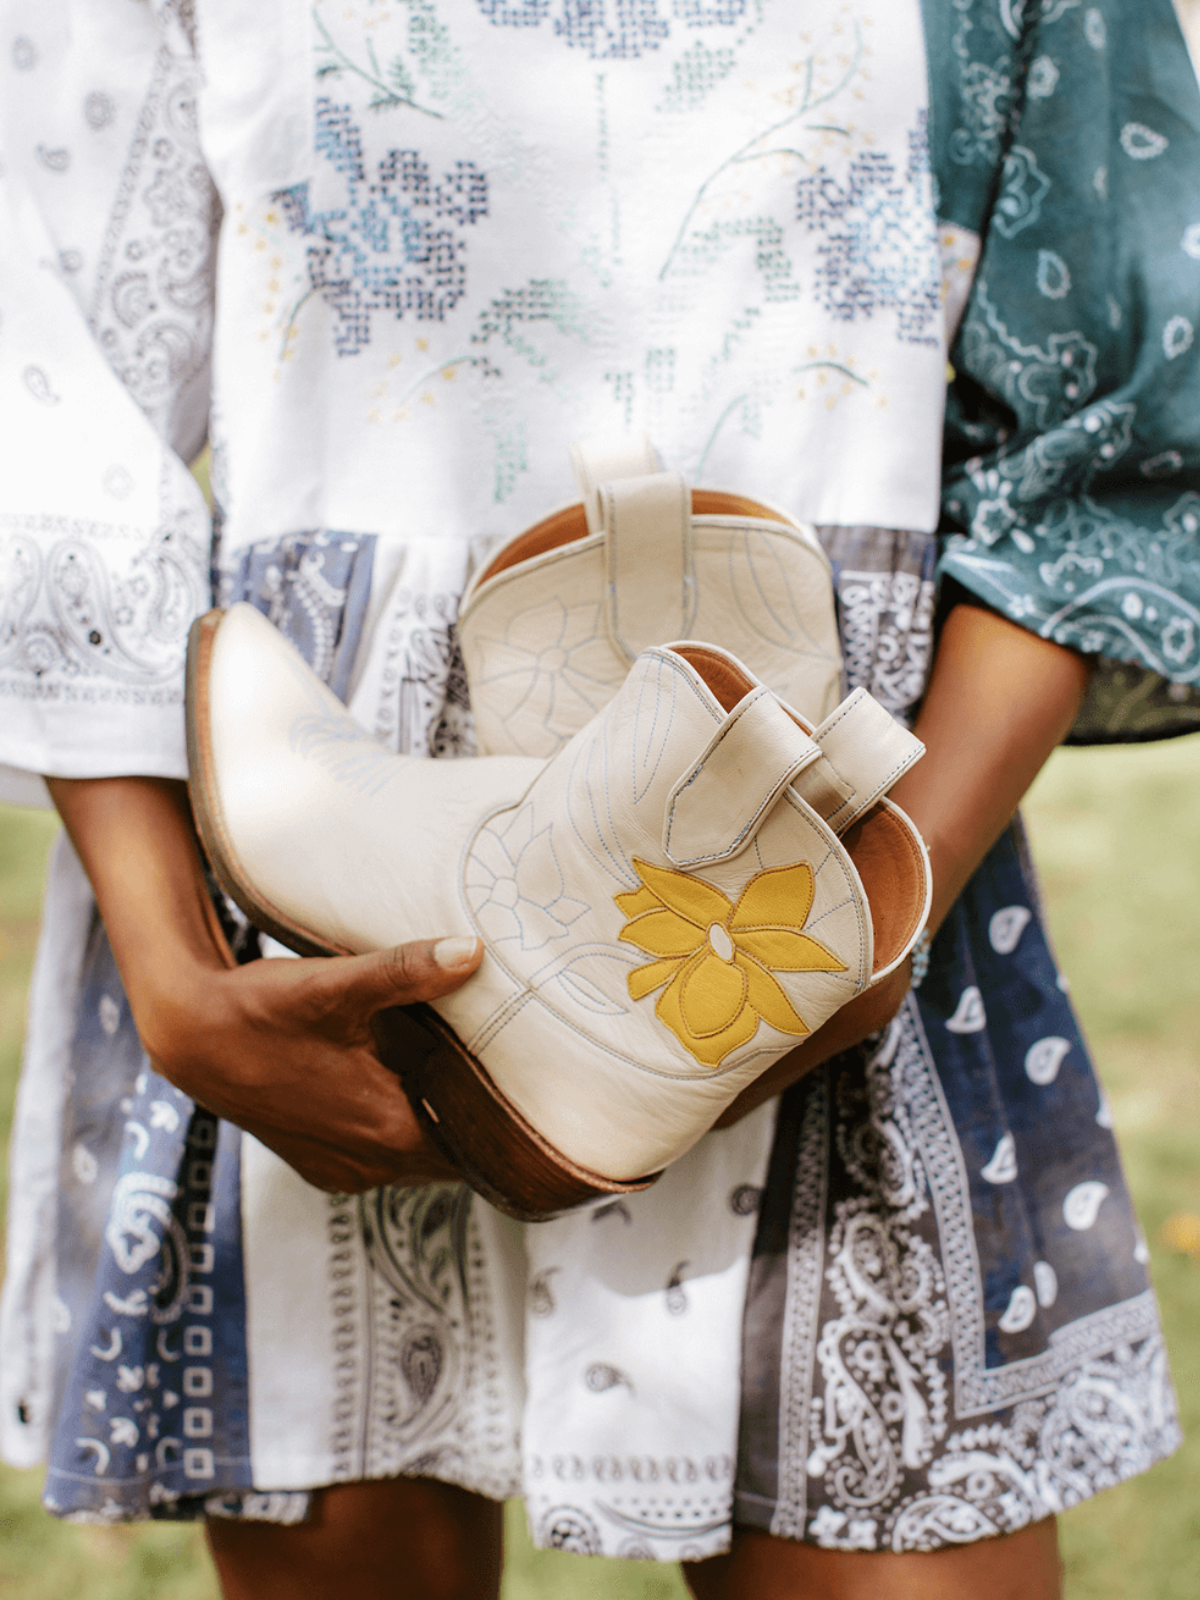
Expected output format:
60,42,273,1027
371,1005,660,1221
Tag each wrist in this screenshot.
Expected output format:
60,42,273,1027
122,940,231,1071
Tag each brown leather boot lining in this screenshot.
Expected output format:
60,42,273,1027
692,489,788,522
674,644,755,712
475,504,588,584
840,805,926,975
474,491,795,586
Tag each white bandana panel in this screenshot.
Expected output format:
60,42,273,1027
521,1104,776,1560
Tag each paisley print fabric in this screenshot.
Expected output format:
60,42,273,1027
928,0,1200,741
735,825,1179,1550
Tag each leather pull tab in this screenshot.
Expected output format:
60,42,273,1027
601,472,696,663
570,436,661,535
664,688,821,867
792,689,924,834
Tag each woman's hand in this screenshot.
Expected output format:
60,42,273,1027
145,936,482,1193
716,601,1093,1126
47,774,477,1193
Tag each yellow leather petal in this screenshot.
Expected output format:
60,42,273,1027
630,857,732,930
729,862,815,932
736,927,848,974
627,957,680,1001
656,960,760,1067
679,951,747,1038
614,883,661,919
619,908,706,958
736,953,810,1037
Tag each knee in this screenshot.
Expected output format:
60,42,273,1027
208,1478,503,1600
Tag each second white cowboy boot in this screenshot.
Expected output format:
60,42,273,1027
188,604,928,1220
458,438,843,757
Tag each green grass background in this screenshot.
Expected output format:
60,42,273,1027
1,736,1199,1597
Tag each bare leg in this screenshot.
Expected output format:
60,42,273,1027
684,1517,1062,1600
207,1477,503,1600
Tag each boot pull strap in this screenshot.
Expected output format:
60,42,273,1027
663,688,821,868
569,435,661,534
571,438,696,661
600,472,697,664
791,689,924,834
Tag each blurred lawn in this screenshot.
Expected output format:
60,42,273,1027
1,737,1199,1597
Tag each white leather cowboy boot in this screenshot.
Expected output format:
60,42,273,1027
458,438,843,758
188,603,927,1220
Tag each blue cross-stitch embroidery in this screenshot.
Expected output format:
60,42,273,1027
276,100,488,355
795,130,941,345
476,0,747,60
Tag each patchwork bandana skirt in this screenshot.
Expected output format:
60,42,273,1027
0,525,1179,1555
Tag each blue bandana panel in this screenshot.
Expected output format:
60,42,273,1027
43,924,253,1519
227,530,377,702
919,825,1150,1348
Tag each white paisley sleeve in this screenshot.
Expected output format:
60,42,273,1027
0,0,217,804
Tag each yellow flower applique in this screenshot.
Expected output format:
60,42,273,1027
615,858,847,1068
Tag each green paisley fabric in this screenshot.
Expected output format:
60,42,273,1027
925,0,1200,741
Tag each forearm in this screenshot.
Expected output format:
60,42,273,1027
887,602,1092,936
46,776,232,1055
716,602,1092,1122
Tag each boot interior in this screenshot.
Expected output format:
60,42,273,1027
673,643,756,710
840,804,927,976
474,490,794,587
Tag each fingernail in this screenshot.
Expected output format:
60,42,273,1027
433,936,480,970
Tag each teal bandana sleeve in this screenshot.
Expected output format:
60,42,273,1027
929,0,1200,741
